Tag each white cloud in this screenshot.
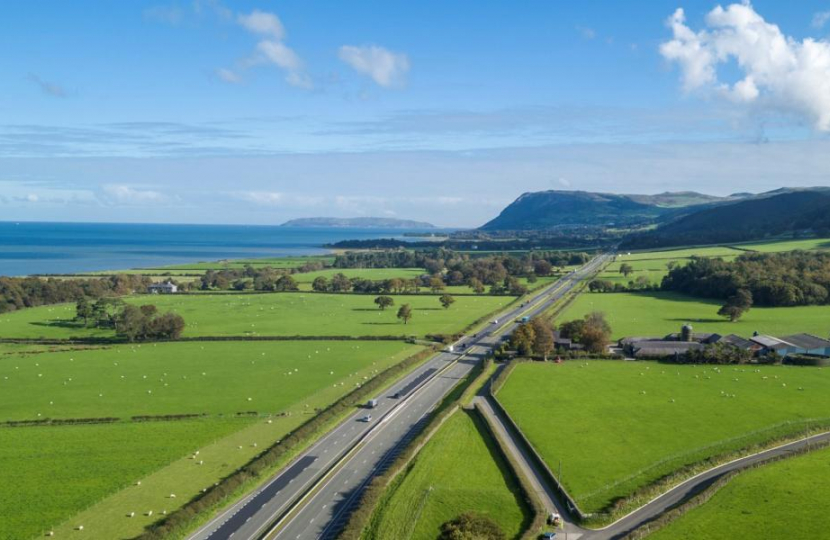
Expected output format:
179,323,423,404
558,177,571,187
257,40,302,71
216,68,241,84
237,10,285,39
338,45,410,88
813,11,830,29
234,191,284,205
235,10,312,89
660,3,830,131
101,184,169,204
232,191,324,207
577,26,596,40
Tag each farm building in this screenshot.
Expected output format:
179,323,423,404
751,334,830,357
148,282,178,294
621,327,830,360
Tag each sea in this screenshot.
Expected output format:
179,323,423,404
0,222,426,277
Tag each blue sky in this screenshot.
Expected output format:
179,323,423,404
1,0,830,227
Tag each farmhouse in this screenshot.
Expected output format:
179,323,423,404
148,282,178,294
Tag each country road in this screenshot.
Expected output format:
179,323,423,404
187,254,610,540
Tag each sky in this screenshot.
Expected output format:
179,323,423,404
1,0,830,227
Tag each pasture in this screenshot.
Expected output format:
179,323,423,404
557,291,830,339
0,418,247,540
497,361,830,515
0,341,419,421
367,410,530,540
649,444,830,540
0,340,419,538
0,293,510,340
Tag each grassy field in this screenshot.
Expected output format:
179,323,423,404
558,291,830,339
649,445,830,540
497,361,830,515
0,293,511,340
0,340,419,538
0,341,419,421
0,418,248,540
733,237,830,252
367,410,530,540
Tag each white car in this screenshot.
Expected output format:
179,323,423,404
361,415,372,422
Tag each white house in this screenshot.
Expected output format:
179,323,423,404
148,282,178,294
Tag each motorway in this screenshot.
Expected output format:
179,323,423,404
188,254,609,540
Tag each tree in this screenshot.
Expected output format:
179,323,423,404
510,323,536,356
330,273,352,292
386,278,403,293
75,297,93,326
397,303,413,324
559,311,611,354
374,295,394,310
619,263,634,277
429,276,446,293
534,260,553,277
718,288,753,322
439,294,455,309
312,276,329,292
468,278,485,294
531,317,555,360
439,512,506,540
274,275,299,292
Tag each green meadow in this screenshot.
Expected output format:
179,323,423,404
0,341,419,421
0,293,511,340
648,445,830,540
0,340,419,538
367,410,530,540
0,418,248,540
497,361,830,515
558,291,830,339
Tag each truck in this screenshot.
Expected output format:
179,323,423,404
366,399,378,409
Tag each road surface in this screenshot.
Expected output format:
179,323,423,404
188,254,609,540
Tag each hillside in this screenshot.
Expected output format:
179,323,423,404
479,190,717,231
280,217,435,229
621,190,830,249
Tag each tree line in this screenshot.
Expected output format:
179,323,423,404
661,251,830,307
75,297,185,341
0,274,153,314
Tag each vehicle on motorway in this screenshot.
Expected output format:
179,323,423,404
541,533,557,540
366,399,378,409
360,414,372,422
392,391,401,399
519,316,530,323
492,319,498,324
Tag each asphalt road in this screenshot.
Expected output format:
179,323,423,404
188,255,609,540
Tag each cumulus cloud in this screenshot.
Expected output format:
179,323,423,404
812,11,830,29
338,45,410,88
215,68,241,84
232,10,312,89
237,10,285,39
100,185,170,205
660,2,830,131
26,74,66,98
